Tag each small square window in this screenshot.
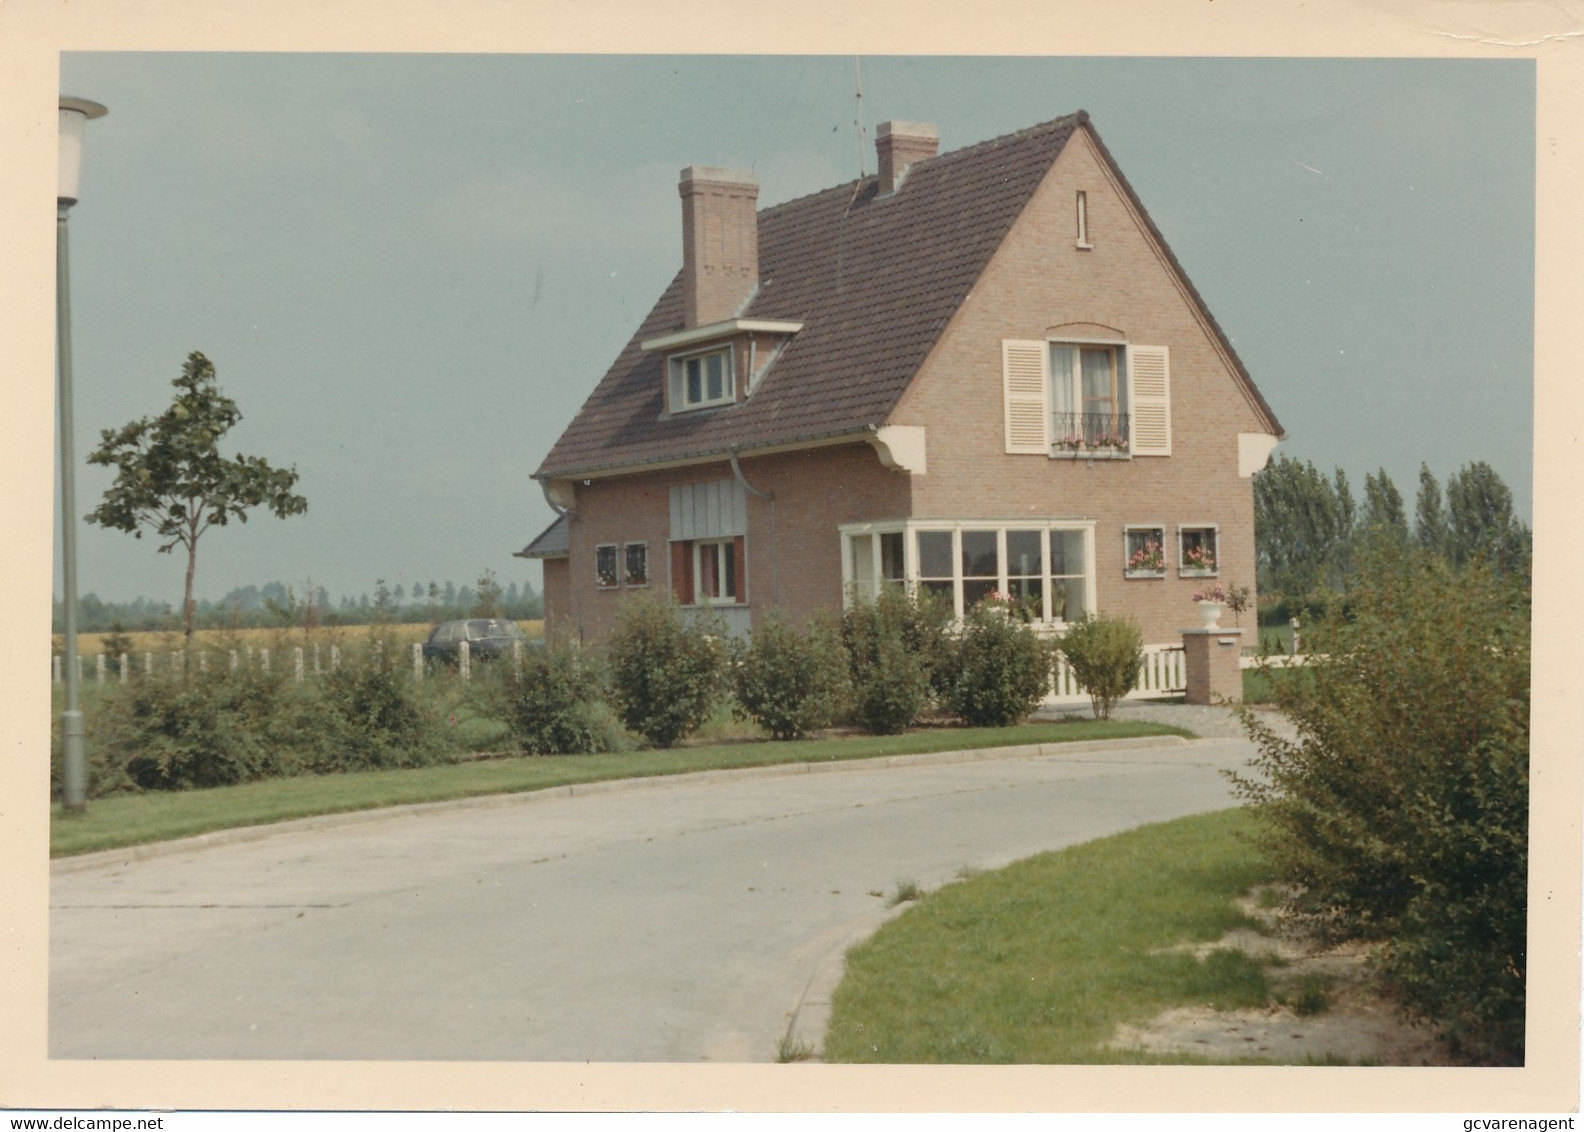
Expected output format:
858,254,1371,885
595,544,619,589
624,542,649,587
1179,526,1218,576
669,347,734,412
1124,526,1166,578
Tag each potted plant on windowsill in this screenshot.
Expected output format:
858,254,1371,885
1088,431,1128,457
1126,540,1165,578
1180,544,1216,575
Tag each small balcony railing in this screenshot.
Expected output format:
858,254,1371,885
1051,412,1130,458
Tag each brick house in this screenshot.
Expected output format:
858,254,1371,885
520,112,1283,651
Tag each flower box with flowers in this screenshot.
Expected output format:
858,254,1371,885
1053,433,1129,459
1125,540,1165,578
1180,544,1217,576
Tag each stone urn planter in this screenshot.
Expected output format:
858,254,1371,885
1197,600,1224,629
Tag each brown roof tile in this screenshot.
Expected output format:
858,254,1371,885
536,111,1279,480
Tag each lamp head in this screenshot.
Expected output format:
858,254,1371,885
58,97,108,207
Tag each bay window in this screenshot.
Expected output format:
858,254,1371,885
841,520,1094,623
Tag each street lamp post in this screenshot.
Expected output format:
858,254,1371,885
57,96,107,813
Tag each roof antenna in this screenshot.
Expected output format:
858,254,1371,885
854,56,867,178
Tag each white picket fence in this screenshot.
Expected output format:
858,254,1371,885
50,639,525,686
1046,643,1186,707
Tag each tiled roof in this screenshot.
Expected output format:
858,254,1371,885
516,513,569,559
535,111,1278,480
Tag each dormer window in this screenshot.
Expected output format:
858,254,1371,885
670,346,734,412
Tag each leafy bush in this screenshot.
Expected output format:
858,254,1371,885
487,643,614,755
316,627,450,771
731,614,850,740
605,600,725,748
1229,547,1528,1064
943,602,1050,726
840,588,949,734
1056,614,1143,720
91,663,293,791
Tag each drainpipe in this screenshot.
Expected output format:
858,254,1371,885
729,448,777,607
538,480,582,643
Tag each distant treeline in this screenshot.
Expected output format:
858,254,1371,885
53,575,542,634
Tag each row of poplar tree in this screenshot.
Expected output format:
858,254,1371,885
1253,456,1532,615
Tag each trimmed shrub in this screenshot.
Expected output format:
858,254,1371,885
1229,546,1528,1064
605,600,725,748
1055,613,1144,721
731,614,850,740
92,664,289,791
488,643,614,755
944,602,1051,726
840,588,949,735
316,627,450,771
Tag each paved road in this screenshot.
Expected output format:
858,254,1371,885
51,735,1257,1062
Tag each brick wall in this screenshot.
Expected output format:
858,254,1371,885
892,128,1274,645
551,443,913,642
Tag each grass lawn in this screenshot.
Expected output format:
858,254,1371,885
823,807,1278,1064
50,718,1191,858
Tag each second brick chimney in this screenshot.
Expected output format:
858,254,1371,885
679,166,759,328
876,121,938,195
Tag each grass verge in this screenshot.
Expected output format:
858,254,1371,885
50,718,1190,858
823,807,1276,1064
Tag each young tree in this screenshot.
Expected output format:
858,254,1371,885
473,569,503,618
85,352,307,645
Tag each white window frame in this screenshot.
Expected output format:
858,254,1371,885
1124,525,1167,579
668,345,734,412
693,537,738,605
1075,190,1092,250
1177,524,1220,577
1050,338,1130,460
839,519,1096,625
594,543,620,590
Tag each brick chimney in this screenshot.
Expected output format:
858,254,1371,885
679,166,759,328
876,121,938,195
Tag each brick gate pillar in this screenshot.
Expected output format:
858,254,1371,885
1181,625,1245,705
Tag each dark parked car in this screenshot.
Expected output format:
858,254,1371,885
421,619,534,664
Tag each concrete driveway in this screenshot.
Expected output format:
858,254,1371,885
50,734,1257,1062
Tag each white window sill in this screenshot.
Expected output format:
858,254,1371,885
1124,570,1166,580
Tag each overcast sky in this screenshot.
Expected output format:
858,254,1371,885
52,54,1533,608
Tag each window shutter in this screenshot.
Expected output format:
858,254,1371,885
671,541,694,605
1128,345,1171,457
1002,340,1049,454
732,536,747,604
